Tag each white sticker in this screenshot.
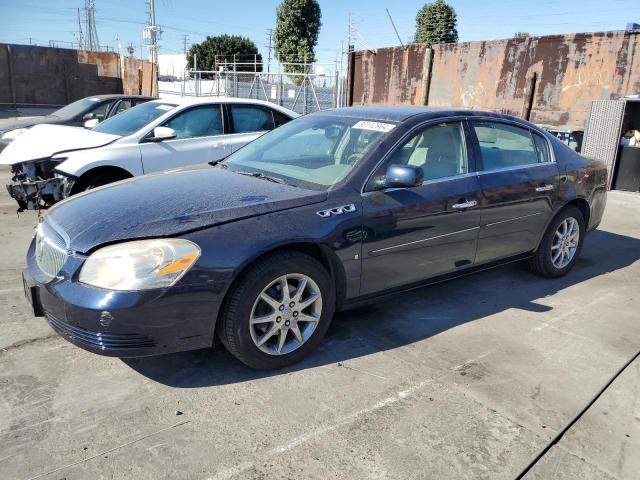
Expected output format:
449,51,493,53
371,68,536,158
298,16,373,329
155,104,174,111
353,120,395,132
89,97,100,102
287,89,296,99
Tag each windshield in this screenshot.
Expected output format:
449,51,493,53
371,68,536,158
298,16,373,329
52,97,102,119
224,115,395,190
93,101,177,137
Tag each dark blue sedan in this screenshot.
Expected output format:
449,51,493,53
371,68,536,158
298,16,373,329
23,107,608,369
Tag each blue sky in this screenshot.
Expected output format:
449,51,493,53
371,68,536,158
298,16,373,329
0,0,635,67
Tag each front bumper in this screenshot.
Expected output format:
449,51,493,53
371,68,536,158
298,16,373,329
23,239,222,357
7,176,67,211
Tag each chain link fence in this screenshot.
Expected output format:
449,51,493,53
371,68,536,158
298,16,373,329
158,62,348,115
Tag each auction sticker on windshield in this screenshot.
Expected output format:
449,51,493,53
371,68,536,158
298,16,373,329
156,104,174,111
352,121,396,132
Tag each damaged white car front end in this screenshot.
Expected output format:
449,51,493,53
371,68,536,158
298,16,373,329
1,124,120,210
6,158,74,210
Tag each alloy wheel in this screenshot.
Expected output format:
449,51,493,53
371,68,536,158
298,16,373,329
551,217,580,269
249,273,322,355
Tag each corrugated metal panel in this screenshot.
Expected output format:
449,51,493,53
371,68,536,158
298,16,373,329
352,45,430,106
351,30,640,131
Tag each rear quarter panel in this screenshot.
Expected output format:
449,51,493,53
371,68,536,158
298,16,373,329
550,134,607,230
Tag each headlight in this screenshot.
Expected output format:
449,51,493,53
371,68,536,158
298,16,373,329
79,239,200,291
1,128,28,141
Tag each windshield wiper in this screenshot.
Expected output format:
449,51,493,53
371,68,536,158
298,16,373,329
235,170,286,184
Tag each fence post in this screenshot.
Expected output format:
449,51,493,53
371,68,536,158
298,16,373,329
233,54,237,97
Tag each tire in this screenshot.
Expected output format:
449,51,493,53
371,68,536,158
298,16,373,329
218,251,335,370
74,171,128,194
529,206,585,278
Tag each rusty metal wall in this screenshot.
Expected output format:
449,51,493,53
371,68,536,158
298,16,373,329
350,30,640,131
352,45,431,106
0,44,157,106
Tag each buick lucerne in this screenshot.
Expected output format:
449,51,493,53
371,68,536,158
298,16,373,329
23,107,608,369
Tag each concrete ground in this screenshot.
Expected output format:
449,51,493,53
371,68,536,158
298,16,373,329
0,168,638,480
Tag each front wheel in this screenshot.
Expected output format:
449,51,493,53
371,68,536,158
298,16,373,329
218,252,335,369
530,206,585,278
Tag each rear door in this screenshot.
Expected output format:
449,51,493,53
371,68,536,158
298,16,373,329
139,104,230,173
360,120,482,295
470,119,559,263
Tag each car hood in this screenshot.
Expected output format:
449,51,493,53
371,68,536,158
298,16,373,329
46,166,328,253
0,124,120,166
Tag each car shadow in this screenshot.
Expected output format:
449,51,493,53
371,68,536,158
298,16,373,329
122,229,640,387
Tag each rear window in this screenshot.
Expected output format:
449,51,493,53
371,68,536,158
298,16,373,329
472,121,541,171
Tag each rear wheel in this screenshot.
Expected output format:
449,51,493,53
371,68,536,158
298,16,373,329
530,206,585,277
218,251,334,369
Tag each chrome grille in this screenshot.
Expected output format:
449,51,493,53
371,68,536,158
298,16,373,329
35,222,68,278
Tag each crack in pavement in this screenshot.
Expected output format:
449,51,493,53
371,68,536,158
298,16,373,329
0,334,59,355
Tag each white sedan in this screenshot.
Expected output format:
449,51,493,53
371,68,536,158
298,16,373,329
0,97,298,210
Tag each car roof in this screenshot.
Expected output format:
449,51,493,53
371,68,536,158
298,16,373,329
151,96,299,116
86,94,156,100
316,106,535,128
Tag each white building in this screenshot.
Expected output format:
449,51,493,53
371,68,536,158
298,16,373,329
157,54,187,79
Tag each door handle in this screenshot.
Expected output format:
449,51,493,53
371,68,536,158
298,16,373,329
535,184,554,192
452,200,478,209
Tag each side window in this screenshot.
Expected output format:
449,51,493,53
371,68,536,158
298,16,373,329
162,105,223,139
472,121,539,171
88,101,115,121
230,105,275,133
272,109,292,128
373,122,467,185
113,100,133,116
532,132,551,163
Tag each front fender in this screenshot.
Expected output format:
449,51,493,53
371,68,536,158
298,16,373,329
54,143,143,178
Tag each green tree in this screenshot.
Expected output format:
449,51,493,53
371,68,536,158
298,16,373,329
415,0,458,46
514,32,530,39
274,0,321,79
186,35,262,73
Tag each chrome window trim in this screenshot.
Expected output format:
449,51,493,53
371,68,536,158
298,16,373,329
361,116,470,194
369,226,480,255
361,115,558,195
468,116,557,168
475,162,557,176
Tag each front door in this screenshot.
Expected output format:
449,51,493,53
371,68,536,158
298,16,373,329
139,104,230,173
469,119,560,263
360,120,482,295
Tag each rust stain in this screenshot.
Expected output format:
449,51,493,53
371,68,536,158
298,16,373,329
352,30,640,130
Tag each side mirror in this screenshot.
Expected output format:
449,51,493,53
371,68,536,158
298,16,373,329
147,126,176,142
383,164,424,189
82,112,95,121
84,118,99,129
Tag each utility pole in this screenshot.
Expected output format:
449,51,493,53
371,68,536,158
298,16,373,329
182,34,189,55
77,8,84,51
143,0,162,63
265,28,273,73
85,0,99,51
